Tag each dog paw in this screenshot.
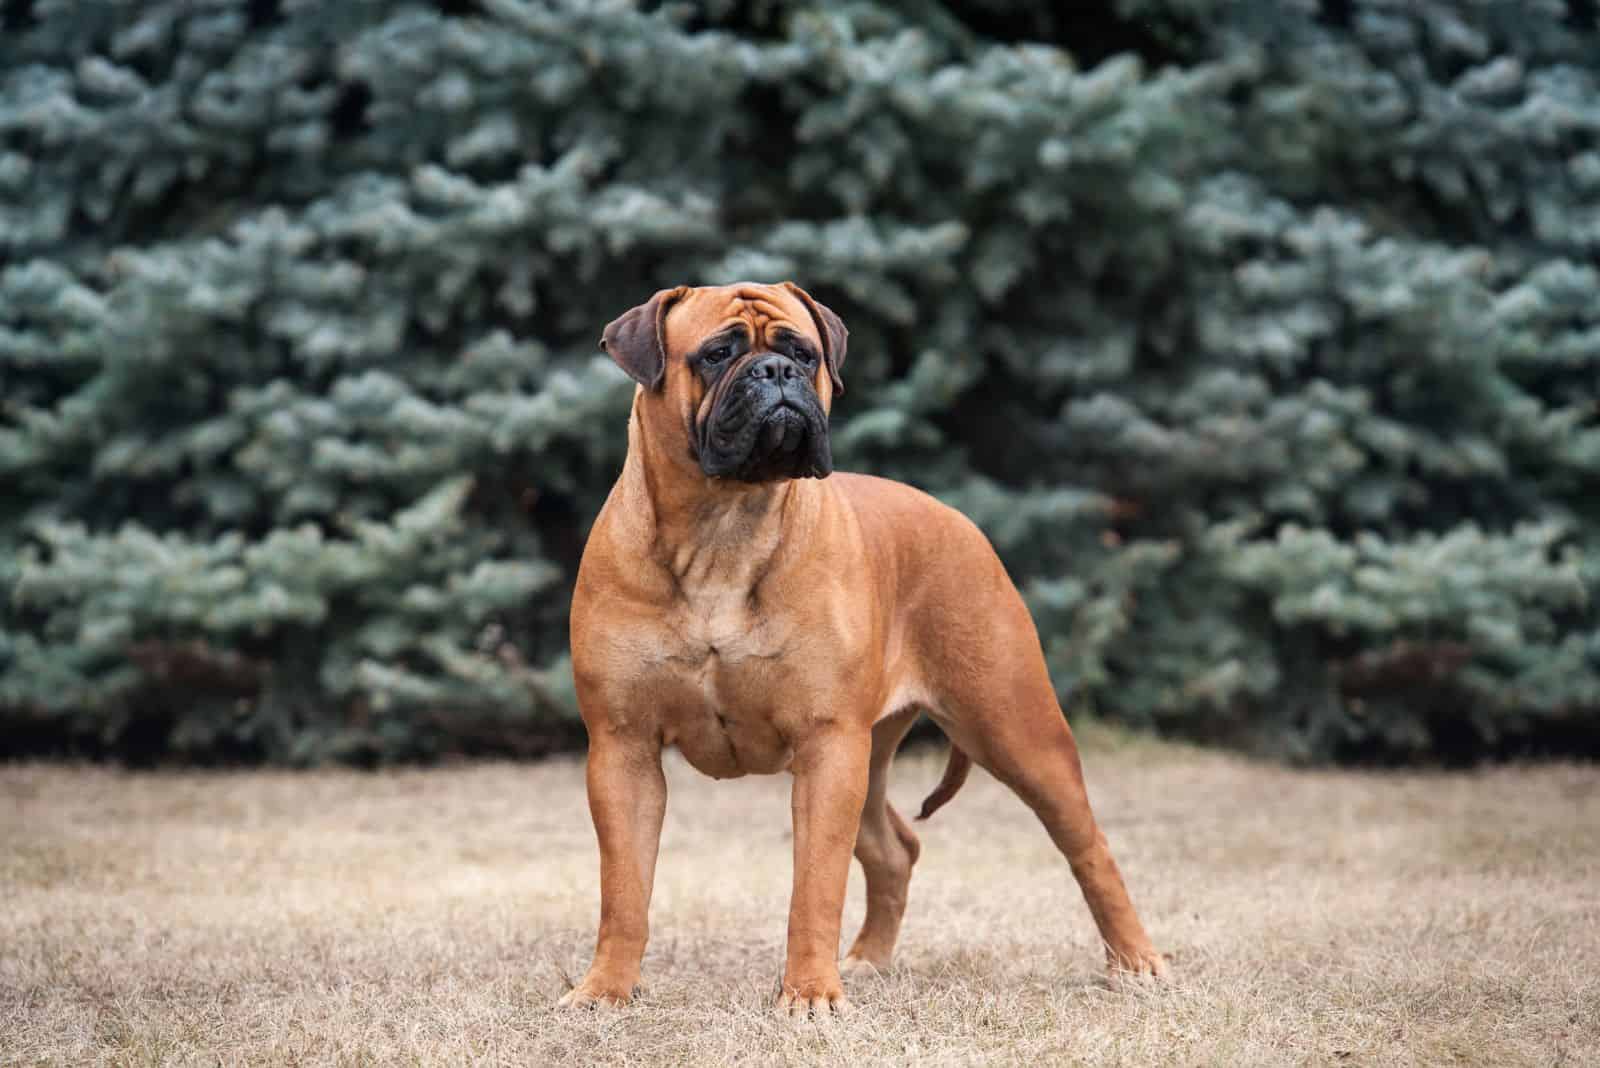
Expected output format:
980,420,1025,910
778,976,850,1021
1106,945,1169,982
839,953,887,980
557,974,638,1010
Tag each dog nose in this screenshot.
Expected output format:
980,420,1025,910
747,354,802,382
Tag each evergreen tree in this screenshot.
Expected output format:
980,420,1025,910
2,0,1596,763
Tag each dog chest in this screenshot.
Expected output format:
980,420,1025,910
626,595,794,777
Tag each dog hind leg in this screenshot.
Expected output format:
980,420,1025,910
933,669,1164,977
841,707,922,975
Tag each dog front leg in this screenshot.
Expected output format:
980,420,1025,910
780,726,871,1019
559,734,668,1008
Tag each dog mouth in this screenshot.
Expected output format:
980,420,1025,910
759,404,808,455
698,372,831,483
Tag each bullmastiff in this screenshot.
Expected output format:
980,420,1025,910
561,282,1165,1017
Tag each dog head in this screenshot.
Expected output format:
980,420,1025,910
601,282,847,483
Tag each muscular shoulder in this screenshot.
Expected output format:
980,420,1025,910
829,471,985,543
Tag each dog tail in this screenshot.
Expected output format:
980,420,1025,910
916,744,971,821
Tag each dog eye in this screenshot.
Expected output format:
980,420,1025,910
704,345,733,364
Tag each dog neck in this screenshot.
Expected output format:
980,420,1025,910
620,397,809,586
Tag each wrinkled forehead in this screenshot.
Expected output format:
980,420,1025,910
663,284,817,354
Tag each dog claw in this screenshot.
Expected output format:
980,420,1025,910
556,978,636,1010
1107,947,1169,983
778,986,850,1022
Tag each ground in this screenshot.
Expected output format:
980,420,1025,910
3,725,1597,1067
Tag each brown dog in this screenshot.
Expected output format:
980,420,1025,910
562,282,1164,1017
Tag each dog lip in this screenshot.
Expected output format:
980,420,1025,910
698,377,828,483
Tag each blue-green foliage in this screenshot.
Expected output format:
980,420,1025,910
2,0,1596,762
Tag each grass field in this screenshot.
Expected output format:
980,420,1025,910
3,726,1597,1066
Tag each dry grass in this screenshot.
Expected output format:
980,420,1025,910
3,725,1597,1066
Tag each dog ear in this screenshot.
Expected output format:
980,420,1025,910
782,282,848,396
600,286,689,391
